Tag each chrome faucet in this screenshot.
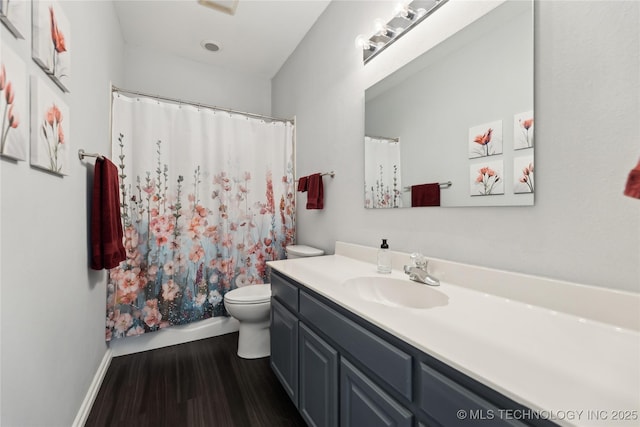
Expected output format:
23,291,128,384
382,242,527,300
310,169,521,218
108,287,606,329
404,253,440,286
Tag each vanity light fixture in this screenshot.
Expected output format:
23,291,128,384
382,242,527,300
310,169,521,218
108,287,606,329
356,0,448,64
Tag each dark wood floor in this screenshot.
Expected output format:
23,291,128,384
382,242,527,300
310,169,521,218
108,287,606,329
86,332,306,427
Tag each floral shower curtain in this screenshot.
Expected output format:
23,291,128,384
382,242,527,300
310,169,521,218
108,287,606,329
106,93,295,341
364,136,402,208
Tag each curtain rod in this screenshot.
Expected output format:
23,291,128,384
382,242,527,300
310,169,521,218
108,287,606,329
111,85,294,124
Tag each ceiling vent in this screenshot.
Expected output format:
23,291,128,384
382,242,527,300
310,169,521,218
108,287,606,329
198,0,239,16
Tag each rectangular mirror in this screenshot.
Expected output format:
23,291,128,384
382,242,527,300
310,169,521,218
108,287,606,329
365,0,533,208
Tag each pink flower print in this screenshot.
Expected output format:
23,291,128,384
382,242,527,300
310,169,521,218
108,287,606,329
518,162,534,192
174,253,187,269
147,264,159,281
142,299,162,327
194,293,207,307
142,179,156,195
8,105,18,129
209,273,219,284
189,244,205,262
57,124,64,144
4,81,14,105
150,215,174,246
114,312,133,335
42,104,64,172
476,167,501,195
244,172,251,181
162,280,180,302
222,233,233,249
187,217,203,240
194,204,207,218
126,326,145,337
474,128,493,156
163,261,175,276
230,222,238,231
118,270,140,295
204,225,218,238
235,274,252,288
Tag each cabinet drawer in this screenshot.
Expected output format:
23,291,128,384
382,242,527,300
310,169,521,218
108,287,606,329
300,290,412,400
420,363,527,427
341,358,413,427
271,272,299,312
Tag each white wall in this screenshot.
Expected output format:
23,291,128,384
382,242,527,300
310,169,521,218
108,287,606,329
272,0,640,293
0,1,124,425
124,44,272,116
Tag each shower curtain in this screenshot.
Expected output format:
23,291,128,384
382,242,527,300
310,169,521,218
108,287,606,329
364,136,402,208
106,93,295,341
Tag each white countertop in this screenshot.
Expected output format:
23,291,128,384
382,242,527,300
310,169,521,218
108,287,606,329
268,253,640,427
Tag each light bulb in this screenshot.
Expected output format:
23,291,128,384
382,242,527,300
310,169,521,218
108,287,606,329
355,34,371,50
374,18,387,34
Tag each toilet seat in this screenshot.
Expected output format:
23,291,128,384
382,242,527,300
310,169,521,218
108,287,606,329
224,284,271,304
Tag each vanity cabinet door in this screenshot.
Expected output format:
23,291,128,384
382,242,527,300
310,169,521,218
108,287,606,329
420,363,527,427
341,358,413,427
299,323,339,427
270,298,299,406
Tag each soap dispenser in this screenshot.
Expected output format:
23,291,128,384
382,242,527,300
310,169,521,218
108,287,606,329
377,239,392,274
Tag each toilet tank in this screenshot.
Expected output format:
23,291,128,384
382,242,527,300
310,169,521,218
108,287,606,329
286,245,324,259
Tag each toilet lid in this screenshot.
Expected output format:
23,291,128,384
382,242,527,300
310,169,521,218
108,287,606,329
286,245,325,257
224,284,271,304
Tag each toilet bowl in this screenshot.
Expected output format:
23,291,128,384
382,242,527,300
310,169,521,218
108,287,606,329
224,284,272,359
286,244,325,259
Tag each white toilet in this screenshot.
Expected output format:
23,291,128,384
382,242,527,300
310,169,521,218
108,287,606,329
224,245,324,359
224,284,272,359
286,244,325,259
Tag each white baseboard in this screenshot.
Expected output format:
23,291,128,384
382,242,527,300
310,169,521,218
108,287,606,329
109,316,240,357
72,348,113,427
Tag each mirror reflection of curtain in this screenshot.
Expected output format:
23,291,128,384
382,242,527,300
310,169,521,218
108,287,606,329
364,136,402,208
107,93,295,341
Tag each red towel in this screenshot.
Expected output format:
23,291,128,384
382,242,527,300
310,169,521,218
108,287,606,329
297,176,308,192
91,158,126,270
411,183,441,207
306,173,324,209
624,160,640,199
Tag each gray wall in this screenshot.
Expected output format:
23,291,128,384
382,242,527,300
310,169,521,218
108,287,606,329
0,2,274,424
0,2,125,425
272,0,640,293
123,44,272,116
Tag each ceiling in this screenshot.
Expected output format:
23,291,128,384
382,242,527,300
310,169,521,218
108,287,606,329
113,0,332,79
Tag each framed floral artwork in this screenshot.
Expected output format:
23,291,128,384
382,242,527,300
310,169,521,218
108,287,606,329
514,111,534,150
0,45,28,161
468,120,502,158
32,0,70,92
30,76,70,175
0,0,29,39
470,160,504,196
514,155,534,194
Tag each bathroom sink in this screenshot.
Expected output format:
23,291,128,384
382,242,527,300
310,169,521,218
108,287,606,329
342,276,449,309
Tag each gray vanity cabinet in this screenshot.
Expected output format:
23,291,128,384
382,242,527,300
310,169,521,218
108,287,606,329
270,298,298,405
270,270,553,427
